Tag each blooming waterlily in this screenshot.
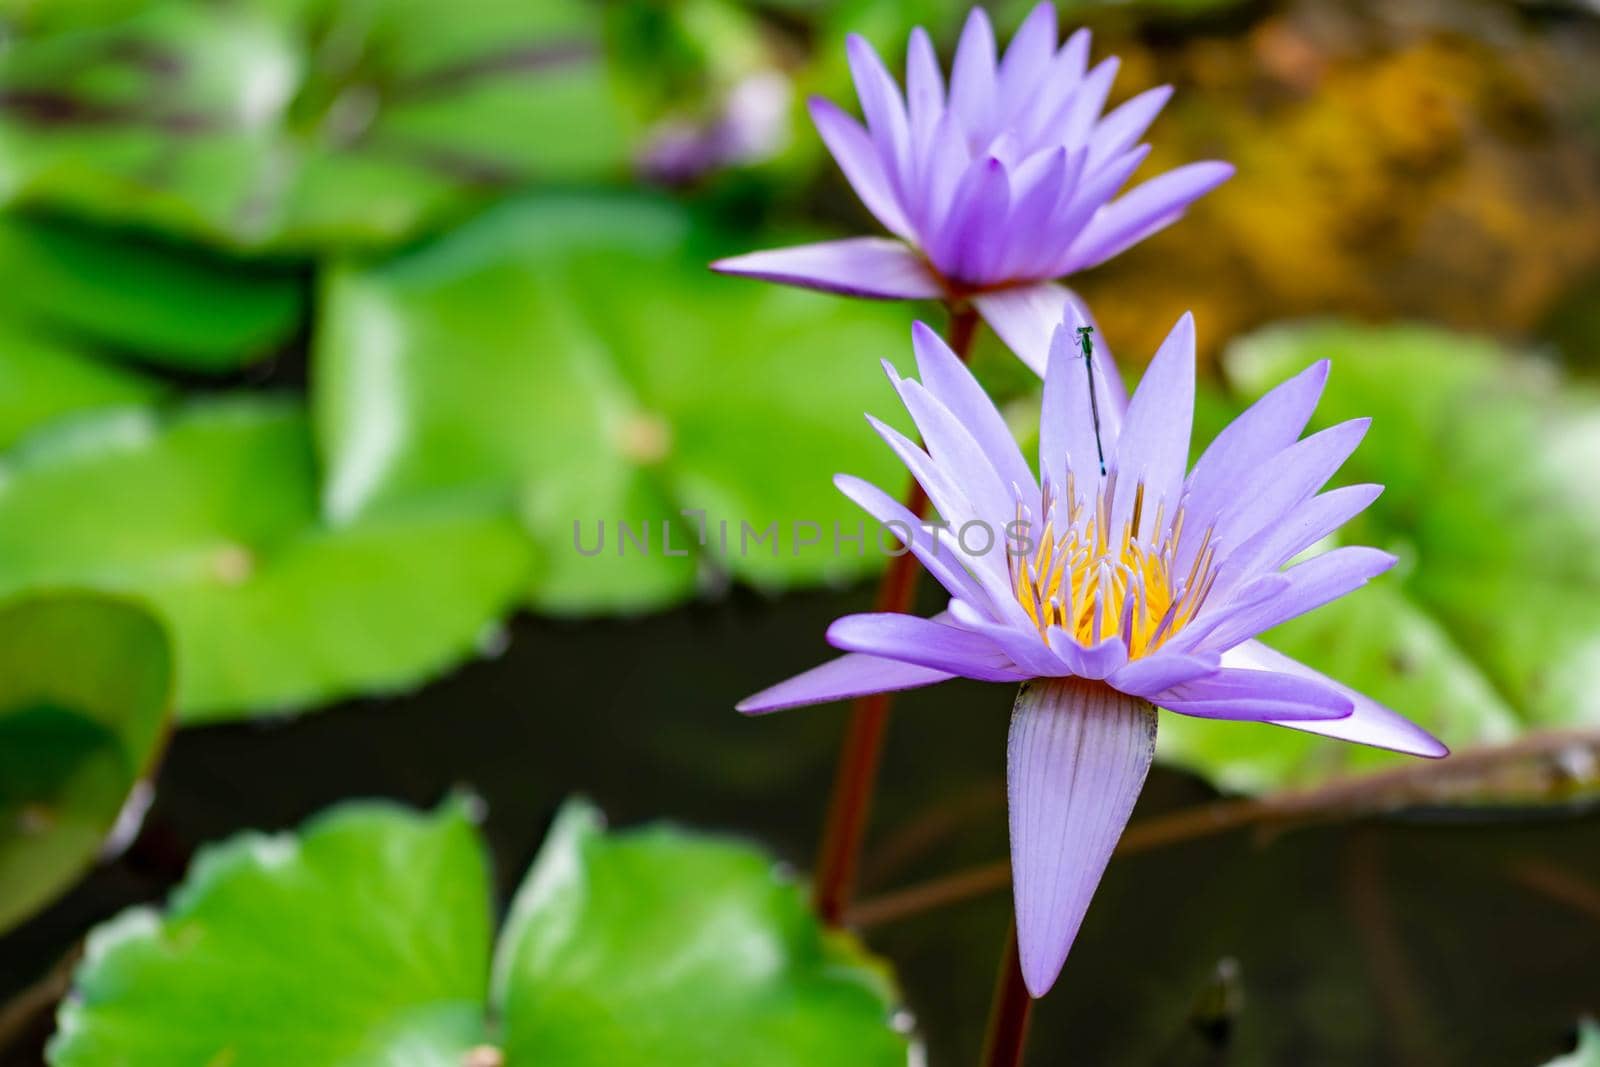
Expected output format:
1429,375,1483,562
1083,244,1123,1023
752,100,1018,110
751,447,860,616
711,3,1233,368
737,310,1447,997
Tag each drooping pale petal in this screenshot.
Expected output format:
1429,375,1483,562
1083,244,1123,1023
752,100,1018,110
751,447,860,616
1155,667,1354,721
1008,678,1157,996
1198,546,1398,652
710,238,942,299
1109,312,1194,529
1222,641,1450,757
1062,161,1234,272
809,97,916,240
973,284,1124,407
737,651,953,714
828,612,1028,681
910,321,1036,495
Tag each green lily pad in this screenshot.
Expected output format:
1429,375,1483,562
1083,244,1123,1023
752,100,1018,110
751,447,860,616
0,213,304,371
0,317,165,450
0,0,635,253
1158,322,1600,795
494,801,909,1067
1545,1019,1600,1067
0,399,532,721
49,798,912,1066
0,593,173,933
314,191,916,615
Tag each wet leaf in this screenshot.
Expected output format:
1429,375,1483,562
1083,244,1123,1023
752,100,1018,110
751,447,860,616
0,317,165,450
50,798,912,1067
315,191,917,615
0,214,304,370
0,0,635,252
1158,322,1600,795
0,399,532,720
494,800,909,1067
0,594,172,933
49,799,494,1066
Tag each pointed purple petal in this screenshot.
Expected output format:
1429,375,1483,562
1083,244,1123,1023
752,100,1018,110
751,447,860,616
998,3,1057,103
1040,314,1122,490
835,473,994,611
846,34,913,195
1008,678,1157,996
809,97,915,240
828,612,1027,682
973,284,1125,414
1108,651,1219,698
1222,641,1450,757
1110,313,1194,530
1050,632,1129,680
1210,483,1385,601
1085,85,1172,170
1198,546,1398,652
1179,359,1329,566
1063,162,1233,272
949,8,998,138
911,321,1037,497
888,371,1016,544
711,238,942,300
1155,667,1354,721
737,651,952,714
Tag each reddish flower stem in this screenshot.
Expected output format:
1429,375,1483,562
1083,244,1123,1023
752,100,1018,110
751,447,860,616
812,305,980,924
980,924,1034,1067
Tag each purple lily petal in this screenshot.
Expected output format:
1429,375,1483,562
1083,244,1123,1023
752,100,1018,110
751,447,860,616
1155,667,1354,722
1008,678,1157,996
973,284,1124,405
737,651,952,714
911,322,1036,495
1199,546,1398,652
1063,161,1234,272
1050,632,1129,679
948,597,1070,677
1110,312,1195,529
1038,308,1121,490
1210,483,1385,601
865,414,992,542
809,97,916,240
1223,641,1450,757
835,473,995,611
1194,417,1371,575
710,238,942,300
998,4,1058,104
1181,359,1329,550
905,28,946,166
846,34,913,197
949,8,998,140
889,370,1017,530
1108,651,1220,698
1085,85,1172,170
828,612,1027,682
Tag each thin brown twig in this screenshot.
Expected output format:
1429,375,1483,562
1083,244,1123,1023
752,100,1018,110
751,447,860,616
0,943,81,1052
847,727,1600,928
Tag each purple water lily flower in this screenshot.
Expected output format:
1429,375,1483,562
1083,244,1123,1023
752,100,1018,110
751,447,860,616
710,3,1233,368
737,308,1447,997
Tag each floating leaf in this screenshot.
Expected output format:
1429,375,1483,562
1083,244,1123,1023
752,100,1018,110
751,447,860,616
0,213,304,371
0,317,165,450
0,594,173,933
0,0,635,252
315,192,917,615
50,798,912,1066
49,799,493,1066
494,801,909,1067
1545,1019,1600,1067
0,399,532,720
1158,322,1600,795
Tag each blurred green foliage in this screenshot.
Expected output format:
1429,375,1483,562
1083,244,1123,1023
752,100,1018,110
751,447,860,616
0,594,172,933
49,797,911,1066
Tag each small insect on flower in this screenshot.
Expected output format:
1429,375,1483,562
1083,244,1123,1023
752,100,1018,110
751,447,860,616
737,309,1447,998
711,3,1234,368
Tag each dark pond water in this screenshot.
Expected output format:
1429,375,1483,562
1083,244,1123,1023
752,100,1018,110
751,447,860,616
2,579,1597,1065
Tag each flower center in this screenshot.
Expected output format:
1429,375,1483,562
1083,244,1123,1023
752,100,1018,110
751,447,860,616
1008,474,1218,658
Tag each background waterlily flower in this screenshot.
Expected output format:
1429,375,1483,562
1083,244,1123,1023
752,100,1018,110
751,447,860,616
737,309,1448,998
711,3,1234,368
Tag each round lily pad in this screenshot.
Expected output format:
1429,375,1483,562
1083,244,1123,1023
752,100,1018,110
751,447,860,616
0,0,635,252
0,317,166,450
49,798,913,1066
0,593,173,933
314,191,917,615
0,398,532,720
